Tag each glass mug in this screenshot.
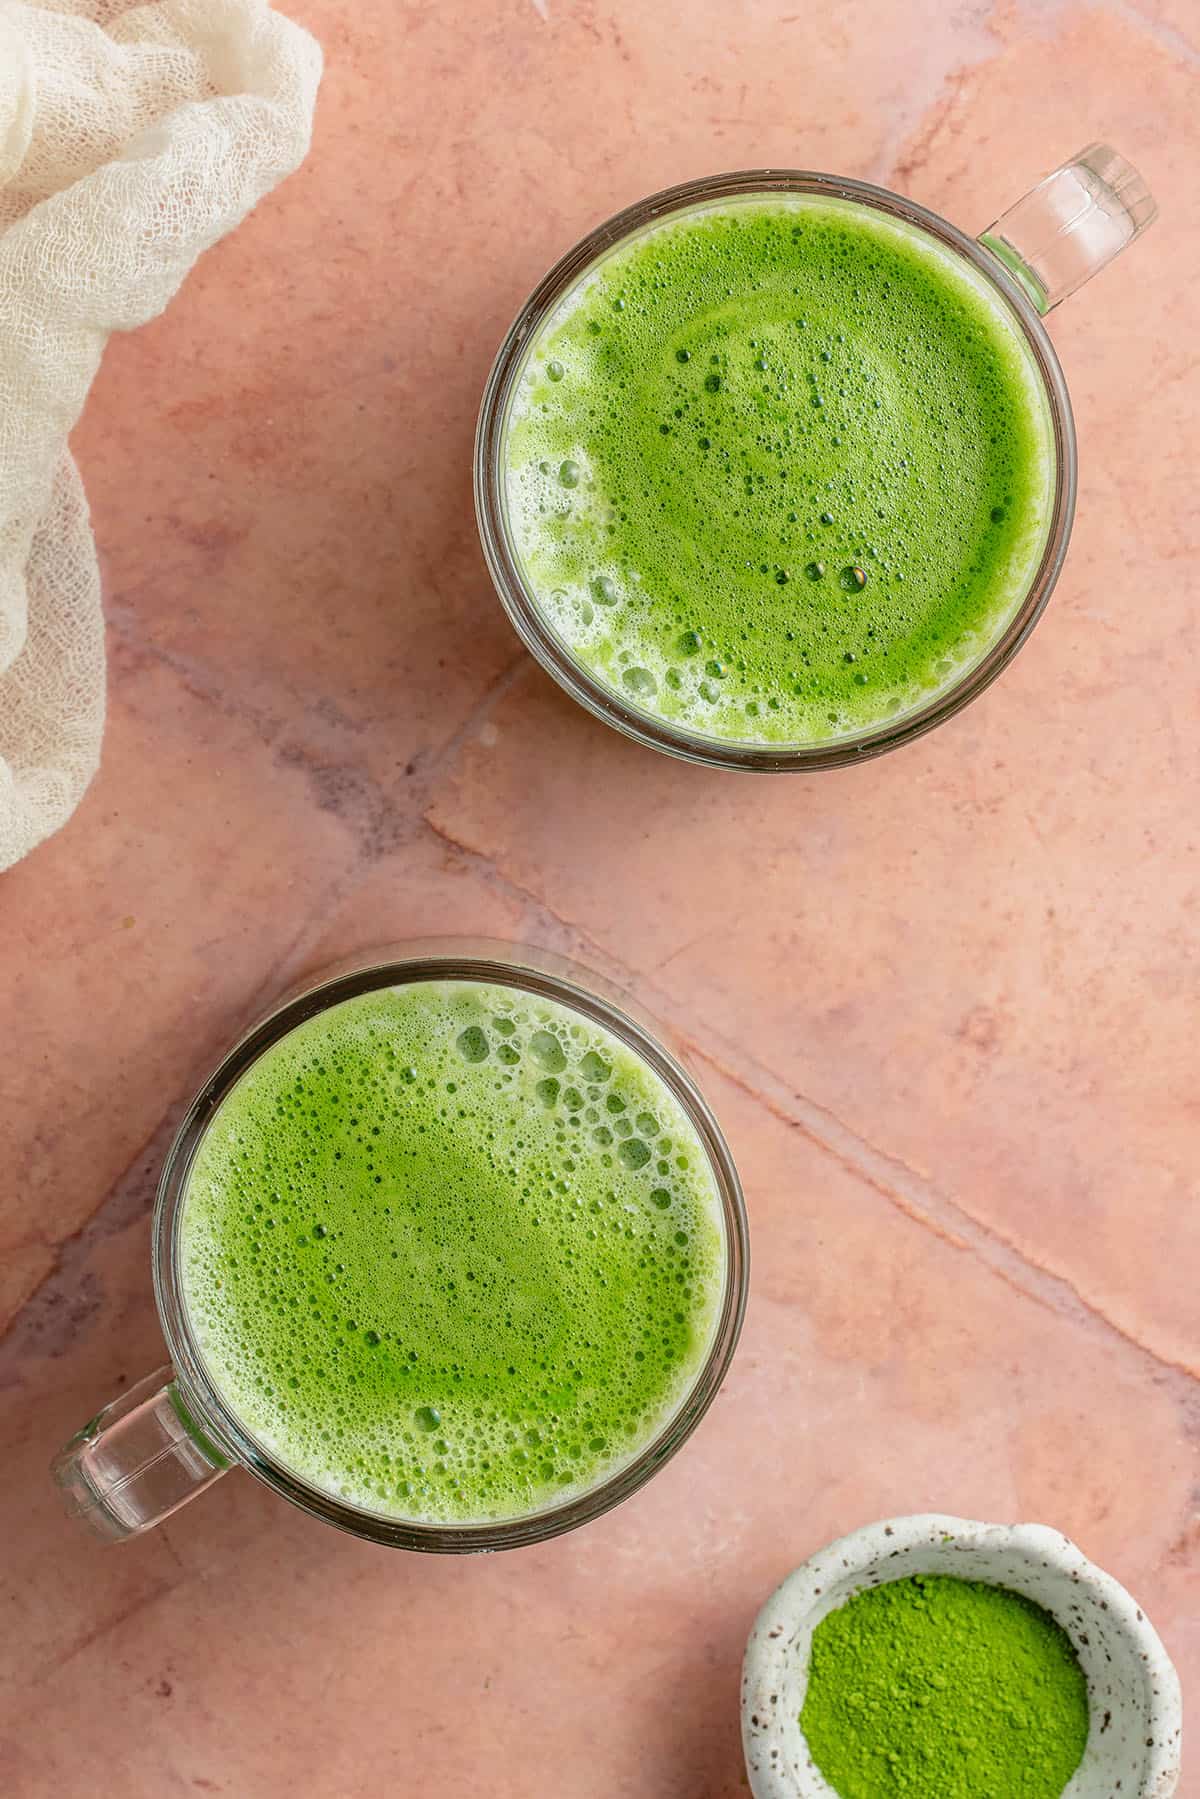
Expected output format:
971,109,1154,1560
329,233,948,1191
476,145,1156,771
54,942,748,1551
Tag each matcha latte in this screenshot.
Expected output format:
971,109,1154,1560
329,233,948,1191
500,192,1057,748
179,978,727,1526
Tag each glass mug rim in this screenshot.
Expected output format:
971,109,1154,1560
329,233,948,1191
151,940,749,1552
475,166,1078,772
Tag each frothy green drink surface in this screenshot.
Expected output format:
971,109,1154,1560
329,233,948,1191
504,195,1055,745
179,980,725,1524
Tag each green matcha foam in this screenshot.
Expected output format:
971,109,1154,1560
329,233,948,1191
503,194,1056,745
179,980,725,1524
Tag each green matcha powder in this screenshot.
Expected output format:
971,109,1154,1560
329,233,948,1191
800,1575,1090,1798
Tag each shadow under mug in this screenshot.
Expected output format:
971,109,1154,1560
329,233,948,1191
53,941,748,1551
476,145,1156,771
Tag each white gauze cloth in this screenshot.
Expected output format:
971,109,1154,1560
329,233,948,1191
0,0,322,870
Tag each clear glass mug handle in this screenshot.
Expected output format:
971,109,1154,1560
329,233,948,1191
979,143,1156,313
53,1367,228,1541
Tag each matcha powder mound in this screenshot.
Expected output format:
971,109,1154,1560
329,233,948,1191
799,1574,1090,1798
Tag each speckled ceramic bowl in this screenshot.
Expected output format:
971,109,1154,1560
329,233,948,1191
742,1513,1182,1799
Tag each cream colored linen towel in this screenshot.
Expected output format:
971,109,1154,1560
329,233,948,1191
0,0,321,869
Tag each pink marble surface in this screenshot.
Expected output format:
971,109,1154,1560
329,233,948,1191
2,1,1197,1793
